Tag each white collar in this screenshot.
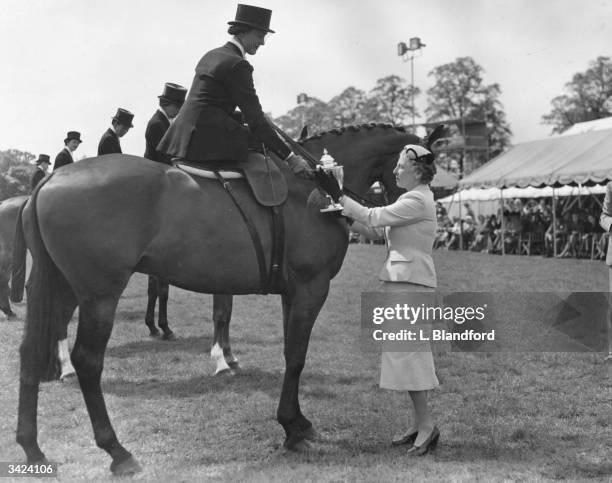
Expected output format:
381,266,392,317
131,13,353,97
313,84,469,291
229,37,246,58
158,108,170,122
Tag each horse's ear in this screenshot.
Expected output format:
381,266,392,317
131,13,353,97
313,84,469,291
424,124,445,151
299,125,309,141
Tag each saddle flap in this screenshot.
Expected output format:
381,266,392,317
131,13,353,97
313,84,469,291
175,152,288,207
241,153,287,207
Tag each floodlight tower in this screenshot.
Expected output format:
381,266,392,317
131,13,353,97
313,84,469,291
397,37,426,131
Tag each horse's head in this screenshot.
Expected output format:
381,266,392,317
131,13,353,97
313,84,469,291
300,124,420,204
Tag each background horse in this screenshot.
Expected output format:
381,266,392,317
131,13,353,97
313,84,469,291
15,124,418,475
0,195,28,318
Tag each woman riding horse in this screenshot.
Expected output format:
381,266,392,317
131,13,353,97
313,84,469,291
158,4,311,178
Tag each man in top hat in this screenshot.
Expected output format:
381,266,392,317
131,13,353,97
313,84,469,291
30,154,51,190
145,83,187,165
98,108,134,155
142,83,187,341
53,131,82,171
157,4,311,178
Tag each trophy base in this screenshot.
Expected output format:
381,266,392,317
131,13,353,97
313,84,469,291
320,204,344,213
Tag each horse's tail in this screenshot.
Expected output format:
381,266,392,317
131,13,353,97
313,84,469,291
20,182,67,382
9,200,27,303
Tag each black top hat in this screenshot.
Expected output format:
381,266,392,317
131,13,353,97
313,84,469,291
228,4,274,33
158,83,187,104
64,131,82,144
112,108,134,127
35,154,51,165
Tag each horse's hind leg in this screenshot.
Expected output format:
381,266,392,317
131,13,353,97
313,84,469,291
72,295,141,475
277,275,330,450
157,279,176,341
145,275,160,336
0,278,16,319
211,294,237,375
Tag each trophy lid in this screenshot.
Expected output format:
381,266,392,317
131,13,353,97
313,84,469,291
320,148,335,167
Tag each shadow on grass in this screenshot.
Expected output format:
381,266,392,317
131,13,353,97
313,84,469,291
102,367,284,399
107,333,283,360
101,367,366,401
107,335,213,358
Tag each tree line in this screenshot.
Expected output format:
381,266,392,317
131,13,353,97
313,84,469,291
2,56,610,201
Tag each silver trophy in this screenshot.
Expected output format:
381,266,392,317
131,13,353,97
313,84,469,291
319,148,344,212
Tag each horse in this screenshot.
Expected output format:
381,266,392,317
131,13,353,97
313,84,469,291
14,123,419,475
145,125,414,374
0,195,28,319
209,125,412,374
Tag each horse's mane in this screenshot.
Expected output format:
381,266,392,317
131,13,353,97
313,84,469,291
298,123,413,145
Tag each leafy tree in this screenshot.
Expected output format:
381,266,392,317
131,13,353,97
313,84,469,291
0,149,35,200
327,87,369,127
274,95,332,138
367,75,418,126
541,56,612,134
425,56,512,173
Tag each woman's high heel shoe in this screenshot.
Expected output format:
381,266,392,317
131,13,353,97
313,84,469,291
391,430,418,446
407,426,440,456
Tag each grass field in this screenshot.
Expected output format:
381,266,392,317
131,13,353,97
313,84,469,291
0,246,611,482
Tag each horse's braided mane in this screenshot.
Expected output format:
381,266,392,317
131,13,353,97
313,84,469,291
298,123,409,145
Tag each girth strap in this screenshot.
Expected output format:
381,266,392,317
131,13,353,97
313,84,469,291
268,206,284,292
214,171,283,294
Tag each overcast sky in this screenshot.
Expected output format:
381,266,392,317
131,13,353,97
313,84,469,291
2,0,611,160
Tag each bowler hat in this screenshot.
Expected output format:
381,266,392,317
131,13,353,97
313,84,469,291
228,4,275,33
64,131,82,144
112,108,134,128
158,83,187,104
35,154,51,165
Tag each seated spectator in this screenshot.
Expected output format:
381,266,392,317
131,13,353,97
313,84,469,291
558,211,585,258
462,215,476,249
445,217,463,250
434,214,452,249
469,214,489,252
544,218,568,257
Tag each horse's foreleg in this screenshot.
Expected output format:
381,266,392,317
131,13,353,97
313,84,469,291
145,275,160,336
277,275,329,450
73,296,141,475
156,279,176,341
211,294,237,375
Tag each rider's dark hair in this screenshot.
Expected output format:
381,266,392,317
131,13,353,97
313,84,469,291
228,25,253,36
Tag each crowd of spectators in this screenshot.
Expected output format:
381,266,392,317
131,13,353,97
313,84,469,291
432,198,608,259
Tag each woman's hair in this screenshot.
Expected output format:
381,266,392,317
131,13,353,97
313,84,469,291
228,24,253,36
404,147,437,184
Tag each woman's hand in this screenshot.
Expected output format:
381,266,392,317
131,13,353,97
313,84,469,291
315,168,342,202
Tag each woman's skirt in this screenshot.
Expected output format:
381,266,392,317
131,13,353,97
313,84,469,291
379,281,439,391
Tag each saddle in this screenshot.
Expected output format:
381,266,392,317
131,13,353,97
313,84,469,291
175,152,287,294
175,152,287,207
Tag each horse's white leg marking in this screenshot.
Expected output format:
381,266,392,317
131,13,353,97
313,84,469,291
58,338,76,380
211,342,231,375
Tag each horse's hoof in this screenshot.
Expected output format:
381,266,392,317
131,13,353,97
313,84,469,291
162,331,177,341
110,455,142,476
302,426,320,442
284,438,312,452
227,360,241,371
148,328,161,337
59,371,76,382
214,367,235,377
